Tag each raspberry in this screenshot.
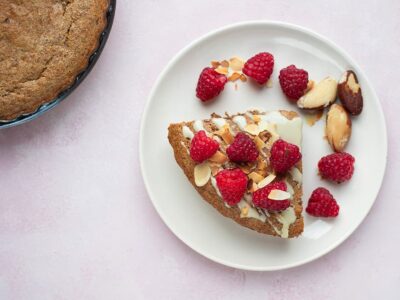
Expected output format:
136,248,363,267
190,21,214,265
196,67,227,102
242,52,274,84
270,139,302,174
279,65,309,101
318,152,355,183
216,169,248,206
252,182,290,211
190,130,219,163
226,132,259,163
306,187,339,217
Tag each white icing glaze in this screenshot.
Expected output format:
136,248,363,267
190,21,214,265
210,176,222,198
276,207,297,238
193,120,206,132
284,180,295,198
259,112,302,147
237,199,267,222
289,167,302,184
182,126,194,139
232,115,247,130
211,118,226,129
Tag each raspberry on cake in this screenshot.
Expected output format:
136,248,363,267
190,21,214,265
168,110,304,238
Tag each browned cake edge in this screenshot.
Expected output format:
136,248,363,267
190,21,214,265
167,111,304,238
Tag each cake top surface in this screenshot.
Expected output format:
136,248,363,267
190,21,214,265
0,0,109,120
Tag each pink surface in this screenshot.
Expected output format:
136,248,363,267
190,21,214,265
0,0,399,299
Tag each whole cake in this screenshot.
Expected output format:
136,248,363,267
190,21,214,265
0,0,109,121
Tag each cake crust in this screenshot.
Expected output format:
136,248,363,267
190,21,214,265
168,111,304,238
0,0,110,120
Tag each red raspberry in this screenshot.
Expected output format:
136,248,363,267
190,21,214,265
306,187,339,217
318,152,355,183
216,169,248,206
270,139,302,174
279,65,309,101
226,132,259,163
196,67,227,102
190,130,219,163
252,182,290,211
242,52,274,84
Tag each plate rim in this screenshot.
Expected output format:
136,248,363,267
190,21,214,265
139,20,388,271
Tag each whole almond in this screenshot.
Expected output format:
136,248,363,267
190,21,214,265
338,70,363,115
326,104,352,152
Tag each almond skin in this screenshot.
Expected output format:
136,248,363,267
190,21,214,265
338,70,363,115
326,104,352,152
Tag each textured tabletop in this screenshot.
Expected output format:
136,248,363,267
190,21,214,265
0,0,399,299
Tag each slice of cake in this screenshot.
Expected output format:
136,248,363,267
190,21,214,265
168,110,304,238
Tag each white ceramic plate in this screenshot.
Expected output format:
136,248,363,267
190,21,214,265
140,21,387,271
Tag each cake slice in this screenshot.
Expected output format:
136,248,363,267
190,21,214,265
168,110,304,238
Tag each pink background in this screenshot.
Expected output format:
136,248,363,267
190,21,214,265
0,0,399,299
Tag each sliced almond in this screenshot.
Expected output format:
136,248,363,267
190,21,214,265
239,74,247,82
253,115,261,123
305,80,314,93
266,78,273,88
214,125,234,144
229,56,244,71
240,204,249,217
210,164,220,176
268,189,291,200
194,162,211,187
244,123,260,136
297,77,338,110
220,60,229,68
254,136,265,152
239,164,254,174
228,72,241,82
258,174,276,189
256,159,268,176
249,182,258,193
215,66,228,75
211,60,220,68
326,103,352,152
209,151,228,164
248,172,264,184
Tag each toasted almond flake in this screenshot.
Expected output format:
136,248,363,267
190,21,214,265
220,60,229,68
209,151,228,164
215,125,234,144
228,72,241,82
258,174,276,189
249,182,258,193
194,162,211,187
248,172,264,184
254,136,265,151
229,56,244,71
256,159,268,175
244,123,260,135
211,60,220,68
240,205,249,217
266,78,273,88
240,165,253,174
305,80,314,93
268,189,291,200
215,66,228,75
210,165,220,176
253,115,261,123
240,74,247,82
